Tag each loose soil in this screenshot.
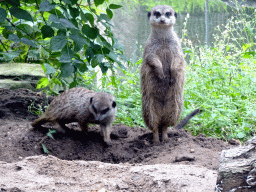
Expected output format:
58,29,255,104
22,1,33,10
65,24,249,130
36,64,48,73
0,88,235,191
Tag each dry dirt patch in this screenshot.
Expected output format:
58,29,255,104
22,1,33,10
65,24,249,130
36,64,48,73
0,88,233,191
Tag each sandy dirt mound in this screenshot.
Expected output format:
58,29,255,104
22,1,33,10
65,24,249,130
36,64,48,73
0,88,234,191
0,155,217,192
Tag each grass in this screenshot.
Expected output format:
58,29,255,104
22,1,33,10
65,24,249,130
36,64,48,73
180,7,256,142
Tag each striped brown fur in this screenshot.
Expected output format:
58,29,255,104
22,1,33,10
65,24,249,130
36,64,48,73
32,87,116,143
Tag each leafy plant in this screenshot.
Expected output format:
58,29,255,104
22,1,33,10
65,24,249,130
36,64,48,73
39,129,57,154
28,100,49,115
0,0,124,94
181,5,256,142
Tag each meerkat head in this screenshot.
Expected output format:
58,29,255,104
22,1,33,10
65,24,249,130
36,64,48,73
89,92,116,124
148,5,177,27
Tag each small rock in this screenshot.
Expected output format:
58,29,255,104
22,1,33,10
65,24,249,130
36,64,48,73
190,149,195,153
174,155,195,162
228,139,241,146
116,183,129,190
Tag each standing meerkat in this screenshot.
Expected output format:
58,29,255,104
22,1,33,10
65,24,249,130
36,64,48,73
141,5,197,143
32,87,116,144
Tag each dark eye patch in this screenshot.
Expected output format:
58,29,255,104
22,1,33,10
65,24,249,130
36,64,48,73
101,108,109,115
112,101,116,108
147,12,151,19
153,11,161,18
92,105,97,113
165,12,172,18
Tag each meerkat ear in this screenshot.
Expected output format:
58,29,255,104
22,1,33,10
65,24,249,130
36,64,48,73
174,12,177,19
147,12,151,19
90,97,93,104
112,101,116,108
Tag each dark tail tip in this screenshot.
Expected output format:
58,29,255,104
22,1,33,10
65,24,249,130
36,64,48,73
174,108,200,129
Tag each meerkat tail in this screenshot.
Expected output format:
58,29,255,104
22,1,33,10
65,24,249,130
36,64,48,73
31,115,47,127
174,108,200,129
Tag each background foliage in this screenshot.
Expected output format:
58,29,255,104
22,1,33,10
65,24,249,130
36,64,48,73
0,0,124,94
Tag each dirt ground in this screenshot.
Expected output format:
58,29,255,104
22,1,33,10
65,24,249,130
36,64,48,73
0,88,235,191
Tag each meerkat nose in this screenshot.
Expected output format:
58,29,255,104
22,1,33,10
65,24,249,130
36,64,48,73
160,19,165,24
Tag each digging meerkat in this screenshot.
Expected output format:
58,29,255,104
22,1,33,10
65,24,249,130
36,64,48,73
32,87,116,143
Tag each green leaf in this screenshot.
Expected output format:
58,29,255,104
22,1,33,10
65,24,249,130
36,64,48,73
86,47,94,61
242,51,255,58
84,13,94,26
48,9,64,18
99,35,112,49
106,8,113,19
0,8,7,22
69,33,88,51
17,24,33,34
69,7,79,18
48,14,60,23
91,56,98,68
50,35,67,51
59,46,74,63
37,78,49,89
51,23,65,29
39,0,55,12
41,25,55,39
2,51,22,61
62,0,71,4
70,0,78,5
99,62,108,73
43,63,56,75
73,60,88,73
41,144,50,154
47,129,56,139
21,37,37,47
6,0,20,7
59,18,77,29
82,24,98,39
10,7,33,22
236,132,246,139
8,34,20,42
69,33,88,45
252,111,256,117
69,80,78,88
60,63,74,77
96,54,104,62
107,52,119,63
94,0,104,7
109,4,122,9
2,28,12,39
98,13,111,22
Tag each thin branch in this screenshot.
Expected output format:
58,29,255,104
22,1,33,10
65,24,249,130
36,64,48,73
0,39,9,53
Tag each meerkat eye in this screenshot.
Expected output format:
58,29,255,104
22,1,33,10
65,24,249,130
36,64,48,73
147,12,151,19
112,101,116,108
101,108,109,115
165,12,172,18
154,11,161,18
92,105,97,113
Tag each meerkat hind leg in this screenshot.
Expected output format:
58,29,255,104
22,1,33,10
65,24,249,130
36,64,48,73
152,128,160,143
162,126,169,141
